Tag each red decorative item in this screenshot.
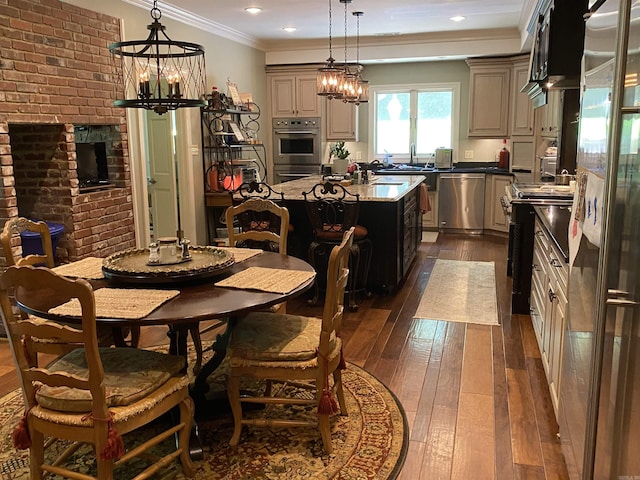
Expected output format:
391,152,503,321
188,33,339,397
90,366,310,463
100,420,125,460
12,412,31,450
498,139,510,169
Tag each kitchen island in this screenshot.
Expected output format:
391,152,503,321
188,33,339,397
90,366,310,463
276,174,425,293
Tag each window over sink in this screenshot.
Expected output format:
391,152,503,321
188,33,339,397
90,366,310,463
370,83,460,162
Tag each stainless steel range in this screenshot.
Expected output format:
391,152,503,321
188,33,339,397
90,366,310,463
502,182,573,313
272,117,321,183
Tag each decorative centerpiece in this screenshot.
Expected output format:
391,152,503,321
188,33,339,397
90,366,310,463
103,245,234,285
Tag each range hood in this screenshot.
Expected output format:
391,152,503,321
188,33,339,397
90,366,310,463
523,0,588,107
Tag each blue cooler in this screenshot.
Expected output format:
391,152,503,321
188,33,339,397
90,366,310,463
20,221,64,258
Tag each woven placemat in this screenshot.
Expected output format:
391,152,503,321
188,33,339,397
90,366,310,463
50,288,180,319
52,257,104,279
215,266,315,294
217,247,263,263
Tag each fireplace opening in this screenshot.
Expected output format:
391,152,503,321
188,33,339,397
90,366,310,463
77,141,110,189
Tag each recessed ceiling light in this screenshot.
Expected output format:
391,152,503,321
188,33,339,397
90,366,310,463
245,7,262,14
450,16,465,22
282,27,297,33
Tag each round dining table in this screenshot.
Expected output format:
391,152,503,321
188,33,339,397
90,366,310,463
15,250,316,459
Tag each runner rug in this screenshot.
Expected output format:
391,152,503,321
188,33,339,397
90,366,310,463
413,259,499,325
0,345,408,480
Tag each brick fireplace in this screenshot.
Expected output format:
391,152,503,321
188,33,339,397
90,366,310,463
0,0,136,265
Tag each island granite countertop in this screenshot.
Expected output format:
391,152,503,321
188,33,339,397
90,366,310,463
273,174,425,202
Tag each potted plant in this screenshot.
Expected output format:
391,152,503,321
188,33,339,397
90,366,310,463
330,141,350,160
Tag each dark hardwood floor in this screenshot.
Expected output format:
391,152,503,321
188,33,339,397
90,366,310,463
0,233,569,479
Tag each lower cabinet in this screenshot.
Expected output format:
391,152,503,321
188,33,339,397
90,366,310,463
484,174,512,233
531,217,568,419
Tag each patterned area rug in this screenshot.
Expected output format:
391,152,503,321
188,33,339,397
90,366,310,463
414,259,499,325
0,346,408,479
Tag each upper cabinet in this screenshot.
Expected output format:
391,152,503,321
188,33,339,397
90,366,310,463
536,88,561,138
466,57,512,137
511,56,535,136
268,73,320,118
326,99,358,141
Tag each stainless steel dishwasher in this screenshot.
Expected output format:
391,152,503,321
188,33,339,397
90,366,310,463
438,173,485,233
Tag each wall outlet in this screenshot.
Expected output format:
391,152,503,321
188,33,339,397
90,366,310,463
464,150,474,159
355,151,362,160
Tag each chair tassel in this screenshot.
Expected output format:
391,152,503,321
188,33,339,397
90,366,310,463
12,412,31,450
338,345,347,371
100,419,125,461
317,352,339,415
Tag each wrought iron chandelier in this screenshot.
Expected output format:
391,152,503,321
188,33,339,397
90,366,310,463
317,0,344,99
109,0,207,115
348,11,369,105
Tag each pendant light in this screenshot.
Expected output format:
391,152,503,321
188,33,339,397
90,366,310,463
317,0,344,99
109,0,207,115
348,11,369,105
339,0,358,103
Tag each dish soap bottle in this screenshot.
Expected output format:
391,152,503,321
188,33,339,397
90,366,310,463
498,139,510,169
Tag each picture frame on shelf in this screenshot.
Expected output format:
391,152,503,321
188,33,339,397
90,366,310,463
226,81,242,107
229,121,245,142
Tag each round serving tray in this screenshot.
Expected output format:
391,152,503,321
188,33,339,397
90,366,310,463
102,246,235,285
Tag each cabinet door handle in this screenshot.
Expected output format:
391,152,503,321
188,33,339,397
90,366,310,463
550,258,563,267
606,298,639,307
532,263,541,271
608,289,630,297
548,288,556,302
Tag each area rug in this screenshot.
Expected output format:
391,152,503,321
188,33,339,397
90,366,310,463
421,231,439,243
413,259,499,325
0,346,408,480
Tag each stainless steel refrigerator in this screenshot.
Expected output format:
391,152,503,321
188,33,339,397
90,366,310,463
559,0,640,478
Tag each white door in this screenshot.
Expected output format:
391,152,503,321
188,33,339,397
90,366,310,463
146,111,179,240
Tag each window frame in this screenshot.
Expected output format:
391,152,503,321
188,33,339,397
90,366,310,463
368,82,461,163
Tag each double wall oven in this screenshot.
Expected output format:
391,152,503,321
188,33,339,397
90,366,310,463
272,118,321,183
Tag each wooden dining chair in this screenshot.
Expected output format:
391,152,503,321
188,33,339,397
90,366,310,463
226,227,354,453
187,195,291,376
1,217,55,268
0,265,195,480
225,197,290,254
1,217,140,350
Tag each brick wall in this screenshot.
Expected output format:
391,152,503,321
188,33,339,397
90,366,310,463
0,0,135,264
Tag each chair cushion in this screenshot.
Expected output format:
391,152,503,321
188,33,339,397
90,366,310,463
35,347,185,413
229,312,335,362
316,224,368,241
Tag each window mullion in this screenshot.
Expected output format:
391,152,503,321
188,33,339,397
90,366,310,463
410,90,418,146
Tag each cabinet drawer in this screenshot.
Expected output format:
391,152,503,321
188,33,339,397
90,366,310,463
530,281,545,345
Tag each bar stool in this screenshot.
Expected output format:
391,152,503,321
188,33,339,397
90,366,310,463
302,181,372,310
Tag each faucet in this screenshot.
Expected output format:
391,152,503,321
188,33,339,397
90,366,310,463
410,143,416,165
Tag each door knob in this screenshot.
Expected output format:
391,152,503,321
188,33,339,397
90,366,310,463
148,178,157,185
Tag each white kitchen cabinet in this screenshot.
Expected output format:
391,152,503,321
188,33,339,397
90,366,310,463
536,88,561,139
268,73,320,118
466,58,512,138
510,56,535,136
326,98,358,141
483,174,511,233
531,217,568,419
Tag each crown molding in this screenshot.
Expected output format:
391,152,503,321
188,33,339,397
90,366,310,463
122,0,264,49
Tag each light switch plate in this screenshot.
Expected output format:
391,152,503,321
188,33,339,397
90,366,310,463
464,150,474,159
355,151,362,160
